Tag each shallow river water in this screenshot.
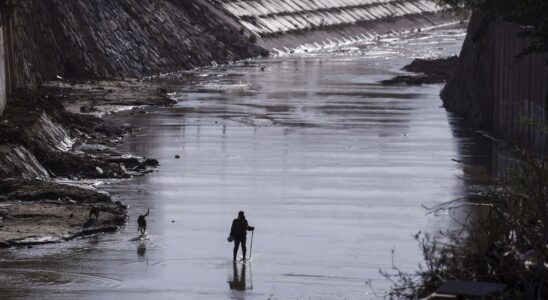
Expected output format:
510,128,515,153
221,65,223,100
0,26,497,299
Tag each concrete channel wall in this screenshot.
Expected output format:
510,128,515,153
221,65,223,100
492,21,548,153
3,0,452,92
442,15,548,154
217,0,442,36
6,0,266,89
213,0,452,49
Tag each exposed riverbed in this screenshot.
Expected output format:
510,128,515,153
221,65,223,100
0,25,497,299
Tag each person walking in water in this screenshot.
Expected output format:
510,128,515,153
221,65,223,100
230,211,255,261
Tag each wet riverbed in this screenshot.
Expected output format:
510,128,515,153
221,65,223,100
0,26,497,299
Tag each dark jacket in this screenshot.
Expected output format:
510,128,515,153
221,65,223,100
230,217,253,240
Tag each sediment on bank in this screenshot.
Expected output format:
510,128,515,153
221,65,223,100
0,81,171,247
381,56,459,85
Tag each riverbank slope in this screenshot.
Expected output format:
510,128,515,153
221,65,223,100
0,81,173,247
8,0,268,89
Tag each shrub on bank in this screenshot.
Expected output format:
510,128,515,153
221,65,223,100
383,146,548,299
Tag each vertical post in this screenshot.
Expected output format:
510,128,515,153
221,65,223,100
0,0,9,116
249,230,254,260
0,30,5,116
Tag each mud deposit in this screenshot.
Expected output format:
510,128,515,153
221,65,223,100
0,26,497,299
0,82,166,247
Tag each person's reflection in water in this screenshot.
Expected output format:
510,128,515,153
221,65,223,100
228,262,247,291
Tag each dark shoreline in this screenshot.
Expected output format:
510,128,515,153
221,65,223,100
381,56,459,86
0,79,174,248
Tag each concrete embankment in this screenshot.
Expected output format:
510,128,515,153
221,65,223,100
2,0,456,91
6,0,267,89
214,0,456,50
441,13,548,154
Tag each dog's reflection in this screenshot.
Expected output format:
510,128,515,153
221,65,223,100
228,262,251,291
137,242,146,257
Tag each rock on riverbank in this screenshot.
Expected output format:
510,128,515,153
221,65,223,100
381,56,459,85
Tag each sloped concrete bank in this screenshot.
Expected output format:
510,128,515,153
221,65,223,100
6,0,457,90
213,0,460,50
0,83,172,247
8,0,267,89
219,0,443,36
260,11,459,51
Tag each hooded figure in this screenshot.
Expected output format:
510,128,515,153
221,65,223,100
230,211,255,261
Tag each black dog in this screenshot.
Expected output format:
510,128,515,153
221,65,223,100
89,206,100,220
137,209,150,235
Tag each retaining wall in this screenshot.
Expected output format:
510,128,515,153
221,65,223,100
493,21,548,153
442,15,548,154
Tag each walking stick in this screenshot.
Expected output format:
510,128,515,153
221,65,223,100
249,230,254,260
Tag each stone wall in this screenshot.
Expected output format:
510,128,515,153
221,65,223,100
441,14,548,154
8,0,267,89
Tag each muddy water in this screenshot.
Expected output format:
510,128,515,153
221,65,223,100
0,26,496,299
